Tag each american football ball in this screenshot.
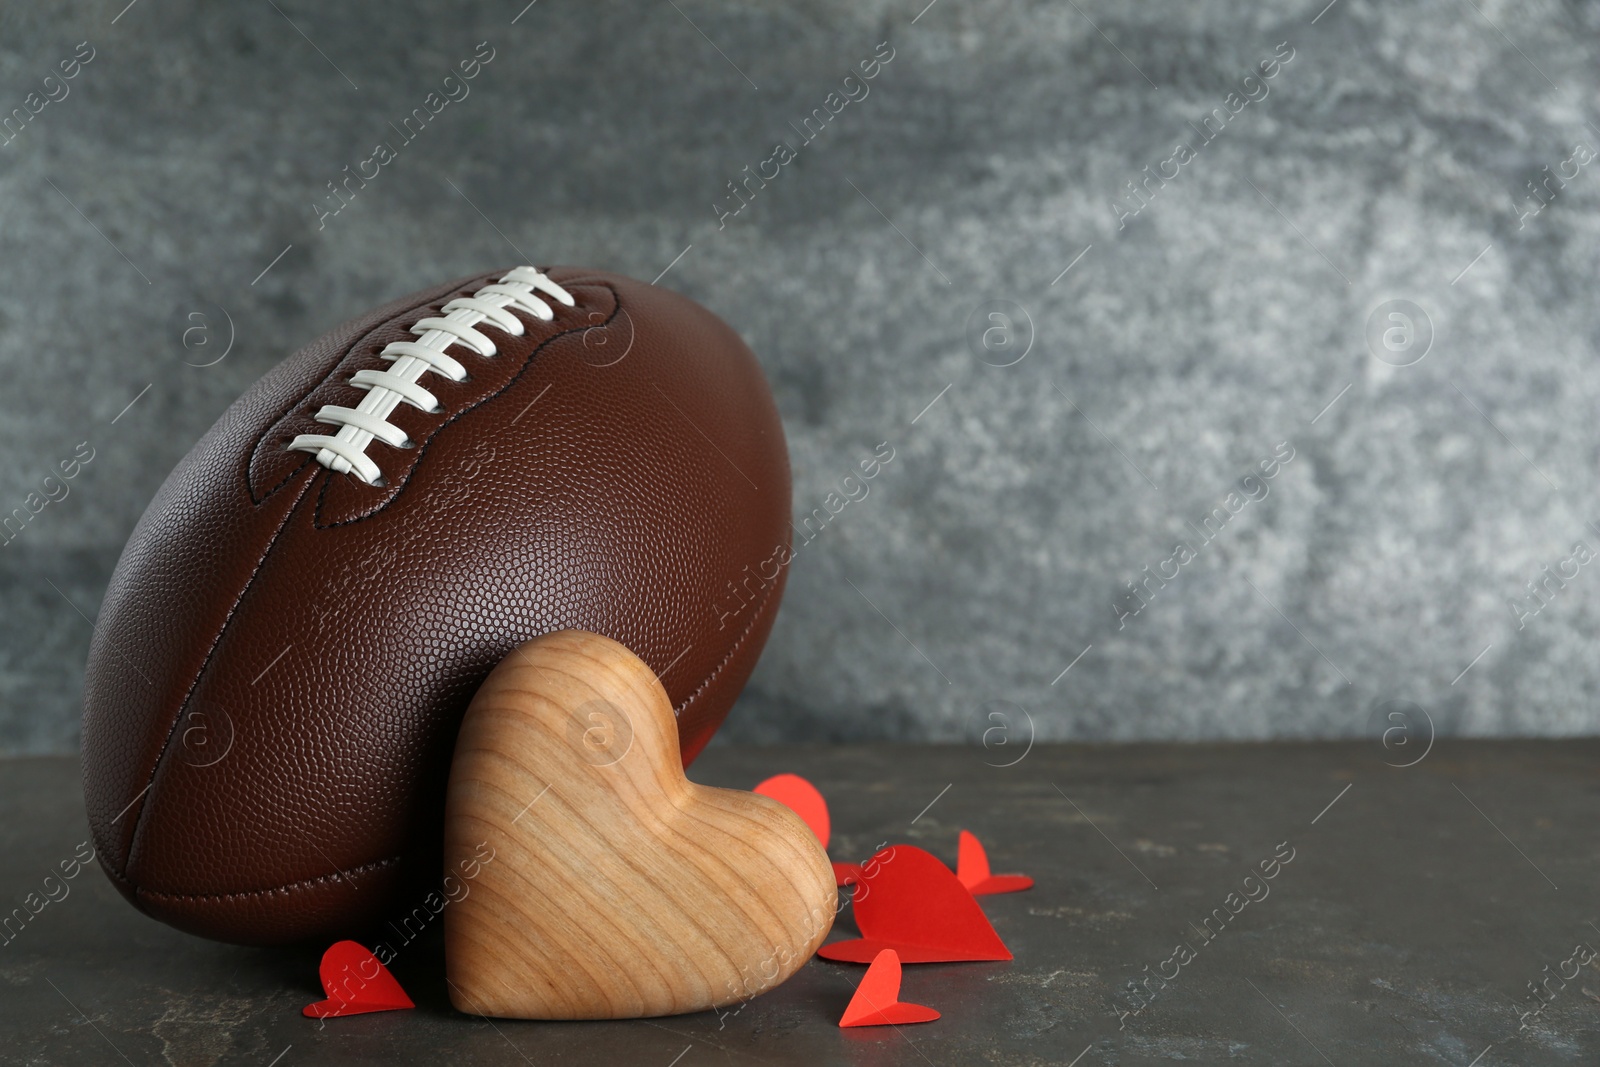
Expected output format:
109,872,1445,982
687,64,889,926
81,266,791,946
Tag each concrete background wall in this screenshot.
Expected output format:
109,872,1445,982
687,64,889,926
3,0,1598,754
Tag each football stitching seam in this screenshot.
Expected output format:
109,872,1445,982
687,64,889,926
117,471,324,880
288,268,579,485
249,274,492,508
252,270,617,509
254,453,315,503
672,558,786,719
111,853,402,903
310,281,622,529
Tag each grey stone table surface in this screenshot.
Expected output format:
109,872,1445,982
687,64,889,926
4,740,1600,1065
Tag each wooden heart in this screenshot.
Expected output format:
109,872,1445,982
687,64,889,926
443,630,836,1019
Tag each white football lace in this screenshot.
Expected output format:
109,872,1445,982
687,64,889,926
288,267,575,485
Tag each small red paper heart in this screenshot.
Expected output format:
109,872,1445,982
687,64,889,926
302,940,414,1018
956,830,1034,896
818,845,1012,963
754,773,830,849
839,949,940,1028
833,861,864,887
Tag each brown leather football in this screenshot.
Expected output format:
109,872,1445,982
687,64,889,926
81,266,791,946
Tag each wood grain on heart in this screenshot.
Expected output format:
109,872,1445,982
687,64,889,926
444,630,836,1019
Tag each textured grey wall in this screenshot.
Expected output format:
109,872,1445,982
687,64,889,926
3,0,1598,754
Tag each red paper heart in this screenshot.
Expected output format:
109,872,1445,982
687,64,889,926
818,845,1011,963
956,830,1034,896
302,940,414,1018
833,861,864,887
754,773,830,849
839,949,941,1027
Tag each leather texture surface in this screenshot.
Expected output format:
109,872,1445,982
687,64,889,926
80,267,791,946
